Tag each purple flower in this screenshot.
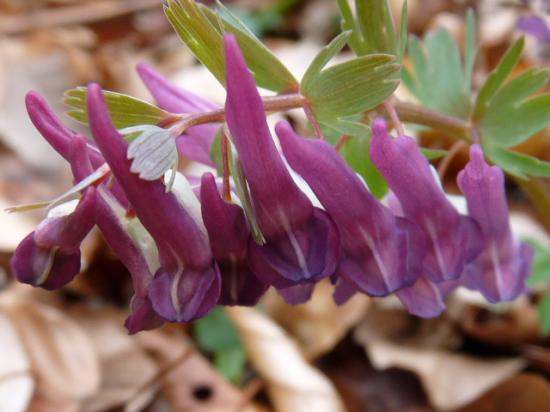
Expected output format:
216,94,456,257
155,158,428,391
223,34,339,301
518,15,550,41
86,83,220,322
11,188,96,290
277,121,425,298
371,119,482,283
458,145,534,302
395,275,446,318
137,63,219,166
200,172,268,306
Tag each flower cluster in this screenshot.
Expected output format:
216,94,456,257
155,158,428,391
10,35,533,332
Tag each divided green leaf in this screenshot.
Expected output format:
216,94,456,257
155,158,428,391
484,144,550,179
165,0,297,92
337,0,407,59
64,88,169,129
302,54,400,121
403,27,472,119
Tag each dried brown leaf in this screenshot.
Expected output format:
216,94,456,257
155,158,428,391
2,299,101,400
264,281,370,358
137,330,248,412
226,307,345,412
0,309,34,412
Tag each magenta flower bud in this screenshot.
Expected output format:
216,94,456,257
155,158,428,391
458,145,534,302
224,34,340,289
26,91,104,168
11,189,96,290
277,121,425,297
371,119,482,282
136,63,219,166
87,83,220,323
200,173,268,306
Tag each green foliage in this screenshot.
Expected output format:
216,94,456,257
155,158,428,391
64,88,169,129
403,25,474,119
470,35,550,179
302,53,400,123
524,239,550,336
337,0,407,60
526,239,550,288
195,307,247,384
474,39,524,118
479,68,550,149
484,144,550,180
538,294,550,336
164,0,297,92
340,129,389,199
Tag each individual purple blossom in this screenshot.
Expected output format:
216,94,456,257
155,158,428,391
277,121,425,299
518,15,550,41
458,145,534,302
200,172,268,305
21,97,165,332
223,34,340,302
86,83,220,322
10,189,96,290
371,119,482,283
137,63,219,166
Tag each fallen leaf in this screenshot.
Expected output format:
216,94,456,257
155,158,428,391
457,373,550,412
0,309,34,412
1,298,101,400
137,330,249,412
226,306,345,412
264,280,370,359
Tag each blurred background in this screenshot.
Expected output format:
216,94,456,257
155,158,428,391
2,1,550,411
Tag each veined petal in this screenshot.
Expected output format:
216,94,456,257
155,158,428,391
200,173,267,306
371,118,481,282
277,121,424,296
396,275,446,318
87,83,220,322
458,145,534,302
224,34,313,238
11,188,96,290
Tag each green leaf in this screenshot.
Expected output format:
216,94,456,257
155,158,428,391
421,148,448,160
337,0,367,55
202,3,298,92
525,238,550,287
195,307,247,383
484,145,550,179
404,28,472,119
302,54,400,121
195,307,242,352
538,293,550,335
464,9,477,90
320,117,370,137
340,129,389,198
64,88,169,129
215,347,247,384
209,128,225,176
227,139,266,244
473,37,524,119
164,0,226,84
356,0,397,55
478,67,550,148
165,0,297,92
398,0,408,61
301,31,351,93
